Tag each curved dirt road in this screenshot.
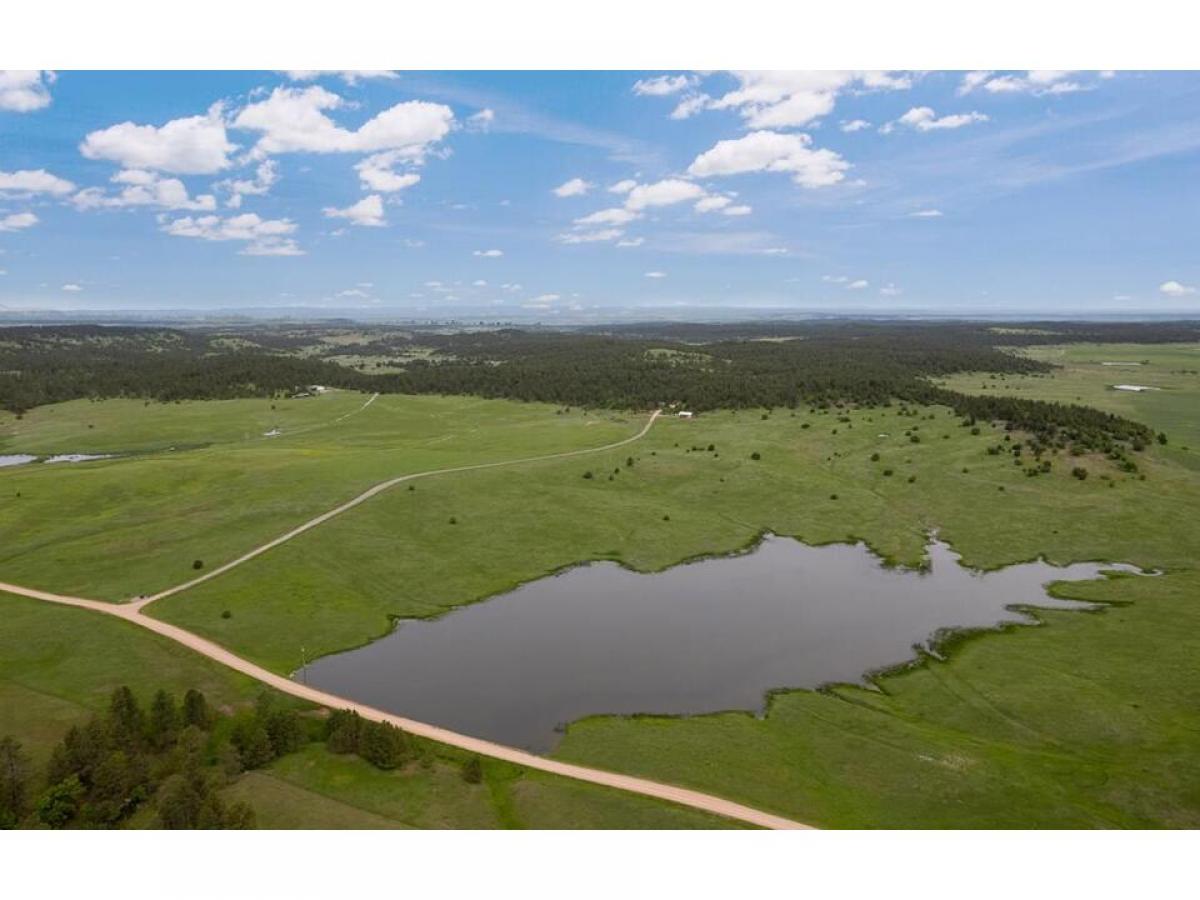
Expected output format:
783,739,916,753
0,579,808,829
136,408,662,607
0,407,812,828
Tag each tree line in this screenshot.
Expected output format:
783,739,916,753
4,320,1194,451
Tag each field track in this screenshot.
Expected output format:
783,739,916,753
0,407,812,829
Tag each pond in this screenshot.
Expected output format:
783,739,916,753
302,535,1140,752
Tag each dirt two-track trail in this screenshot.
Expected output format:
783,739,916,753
0,408,812,830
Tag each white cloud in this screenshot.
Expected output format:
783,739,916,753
161,212,302,256
693,195,732,213
73,169,217,212
355,152,422,193
575,207,640,227
840,119,871,133
822,275,849,283
1159,280,1196,297
879,283,902,296
624,178,706,210
616,237,644,247
709,71,910,129
847,279,869,290
0,71,54,112
890,106,988,132
723,204,752,216
81,104,235,174
608,179,637,194
61,283,82,292
472,279,487,287
556,228,625,244
285,71,398,85
473,248,504,257
0,212,39,231
553,177,592,198
632,75,695,96
234,87,454,158
910,208,943,218
524,293,561,308
323,194,386,227
688,130,849,188
0,169,76,196
670,94,711,120
644,271,667,278
216,160,278,208
467,109,495,131
959,70,1086,96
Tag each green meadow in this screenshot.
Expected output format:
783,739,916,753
3,346,1200,827
0,592,731,829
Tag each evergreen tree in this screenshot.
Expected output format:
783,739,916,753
0,736,30,828
181,688,213,730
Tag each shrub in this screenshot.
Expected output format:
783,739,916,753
192,559,203,570
750,451,761,461
1072,467,1088,480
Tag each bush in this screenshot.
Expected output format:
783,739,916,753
461,756,483,784
870,452,880,461
192,559,204,570
1072,467,1088,480
750,451,761,460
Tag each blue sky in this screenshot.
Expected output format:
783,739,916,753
1,69,1198,317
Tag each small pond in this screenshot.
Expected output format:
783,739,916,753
303,535,1140,752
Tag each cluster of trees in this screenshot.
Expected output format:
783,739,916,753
0,687,399,830
4,320,1192,452
0,686,257,829
324,710,413,769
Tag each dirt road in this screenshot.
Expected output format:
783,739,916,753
135,408,663,607
0,408,813,828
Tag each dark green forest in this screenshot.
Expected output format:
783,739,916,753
3,320,1197,452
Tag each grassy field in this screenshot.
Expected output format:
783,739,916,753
935,342,1200,452
5,349,1200,827
0,393,635,599
0,592,732,829
149,403,1200,673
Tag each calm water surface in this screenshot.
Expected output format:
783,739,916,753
304,536,1138,752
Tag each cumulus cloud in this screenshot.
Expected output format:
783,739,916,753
847,279,869,289
553,177,591,198
688,130,849,188
708,71,911,129
0,71,54,112
644,270,667,278
467,108,495,131
285,70,398,85
233,87,454,159
910,208,944,217
355,152,422,193
693,195,732,213
0,169,76,196
81,104,235,174
61,283,82,292
161,212,303,256
574,207,640,227
840,119,871,133
632,75,696,96
959,70,1086,96
216,160,278,208
608,179,637,194
670,94,711,120
473,248,504,257
0,211,39,231
556,228,626,244
887,106,988,132
616,237,644,248
880,283,902,296
323,194,386,227
1160,280,1196,297
624,178,706,210
73,169,217,212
